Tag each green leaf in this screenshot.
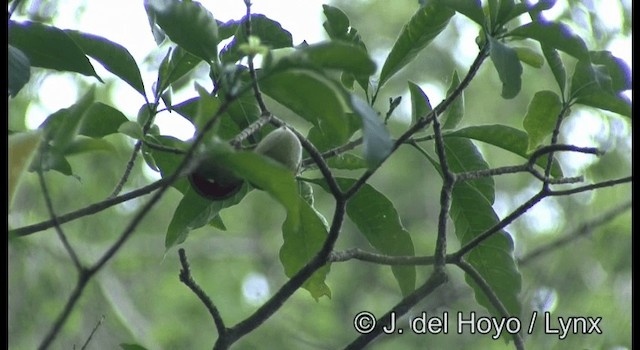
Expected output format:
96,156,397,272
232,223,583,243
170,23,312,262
66,137,115,155
570,60,613,99
345,178,416,296
40,87,96,152
350,95,393,168
64,30,146,96
301,42,376,77
495,0,515,27
408,81,432,124
443,139,521,323
9,20,101,80
444,138,494,203
452,183,522,325
589,51,631,92
312,178,416,296
9,131,42,207
574,92,631,118
157,46,202,93
446,125,563,178
165,183,248,249
8,45,30,97
260,69,350,144
523,90,562,152
118,121,144,140
281,197,332,300
488,36,522,99
78,103,128,138
378,3,454,88
321,5,369,92
149,135,190,193
220,14,293,64
327,153,369,170
499,0,556,25
442,0,485,27
509,21,589,61
150,1,218,62
513,46,544,68
541,45,566,95
211,144,301,230
441,70,464,129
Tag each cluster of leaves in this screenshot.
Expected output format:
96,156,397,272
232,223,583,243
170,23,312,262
8,0,630,349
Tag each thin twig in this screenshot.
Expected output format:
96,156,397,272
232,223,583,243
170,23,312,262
431,114,454,268
547,176,632,196
80,315,105,350
329,248,456,266
230,113,272,148
519,200,632,265
11,176,175,237
142,140,186,154
541,105,570,191
178,249,227,336
218,199,348,349
343,269,448,349
37,146,83,271
455,260,525,350
244,1,269,114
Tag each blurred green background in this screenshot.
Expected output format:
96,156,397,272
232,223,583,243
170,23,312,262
8,0,631,349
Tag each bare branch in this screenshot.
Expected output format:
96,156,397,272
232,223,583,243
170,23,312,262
431,114,454,268
519,200,632,265
36,147,83,271
455,260,525,350
178,249,227,337
343,269,448,349
10,176,175,237
80,315,105,350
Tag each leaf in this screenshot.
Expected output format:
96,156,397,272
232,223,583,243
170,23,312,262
64,30,146,96
442,0,485,27
444,139,521,324
281,197,332,300
446,125,563,178
8,45,30,97
513,46,544,68
118,121,144,140
441,70,464,129
165,183,248,249
9,131,42,207
509,21,589,62
541,45,566,95
149,135,190,193
574,92,631,118
444,138,494,204
66,137,115,155
220,14,293,64
301,42,376,77
157,46,202,93
488,36,522,99
378,3,454,88
312,178,416,296
211,144,301,230
499,0,556,25
452,183,522,325
408,81,432,124
350,95,393,168
523,90,562,152
40,87,96,152
589,51,631,92
495,0,515,27
259,69,350,144
149,0,218,62
78,103,129,138
8,20,101,80
322,5,369,91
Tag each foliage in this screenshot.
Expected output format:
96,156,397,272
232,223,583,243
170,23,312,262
8,0,631,349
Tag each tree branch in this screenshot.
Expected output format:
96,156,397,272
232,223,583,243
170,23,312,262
518,200,632,265
10,176,175,237
431,114,454,268
343,269,448,349
178,249,227,337
455,260,525,350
